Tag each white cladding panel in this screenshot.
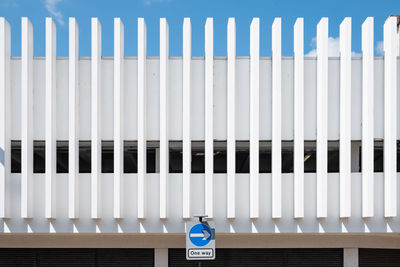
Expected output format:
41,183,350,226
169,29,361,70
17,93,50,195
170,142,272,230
12,57,376,142
3,59,400,232
1,173,400,233
1,17,400,234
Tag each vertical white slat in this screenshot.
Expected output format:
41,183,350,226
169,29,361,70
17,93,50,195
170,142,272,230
339,17,352,218
114,18,124,219
45,17,57,219
249,18,260,219
398,19,400,58
361,17,374,218
205,18,214,218
316,17,328,218
227,18,236,219
91,18,102,219
0,18,10,218
21,17,33,219
293,18,304,219
182,18,191,219
398,17,400,58
159,18,169,219
383,16,398,218
68,17,79,219
137,18,147,219
272,18,282,219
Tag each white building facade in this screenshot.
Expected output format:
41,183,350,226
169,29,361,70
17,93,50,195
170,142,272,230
0,15,399,266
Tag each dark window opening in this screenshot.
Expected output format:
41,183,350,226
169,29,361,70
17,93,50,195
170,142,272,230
11,140,21,173
304,141,316,172
359,141,385,172
124,141,137,173
123,141,157,173
214,141,226,173
11,140,69,174
102,141,114,173
33,141,45,173
304,141,340,173
259,141,271,173
259,141,294,173
169,141,231,174
236,141,249,173
398,141,400,172
79,141,91,173
169,141,182,173
0,248,154,267
170,141,248,174
146,141,157,173
282,141,294,173
169,248,343,267
359,248,400,267
191,141,205,173
328,141,339,173
9,139,400,175
355,142,362,172
57,141,68,173
374,141,383,172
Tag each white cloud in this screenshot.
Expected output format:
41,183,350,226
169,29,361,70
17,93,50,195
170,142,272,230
306,36,361,57
44,0,64,26
376,41,384,56
351,51,362,57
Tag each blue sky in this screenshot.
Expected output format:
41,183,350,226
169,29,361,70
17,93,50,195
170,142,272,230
0,0,399,57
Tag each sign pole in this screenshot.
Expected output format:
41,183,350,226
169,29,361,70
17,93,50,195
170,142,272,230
195,214,206,223
195,215,205,267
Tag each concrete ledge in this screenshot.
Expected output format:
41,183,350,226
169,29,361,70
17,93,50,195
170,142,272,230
0,233,399,249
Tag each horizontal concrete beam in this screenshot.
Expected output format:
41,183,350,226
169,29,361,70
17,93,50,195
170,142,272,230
0,233,399,249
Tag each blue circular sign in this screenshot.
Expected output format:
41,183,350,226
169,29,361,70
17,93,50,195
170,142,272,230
189,223,212,247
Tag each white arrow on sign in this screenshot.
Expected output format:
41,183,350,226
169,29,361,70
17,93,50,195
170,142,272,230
189,230,211,240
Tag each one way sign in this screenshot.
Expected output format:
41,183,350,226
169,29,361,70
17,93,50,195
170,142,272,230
186,221,215,260
190,231,210,239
